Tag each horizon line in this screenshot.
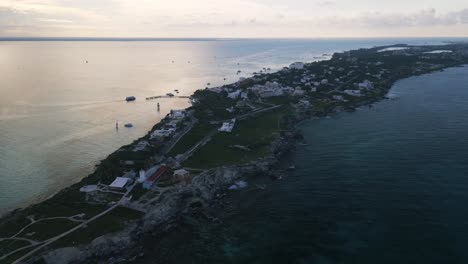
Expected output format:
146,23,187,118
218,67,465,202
1,36,468,42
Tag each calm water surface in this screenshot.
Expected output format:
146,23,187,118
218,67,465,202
0,38,464,215
136,66,468,263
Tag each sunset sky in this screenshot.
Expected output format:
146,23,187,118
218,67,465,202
1,0,468,38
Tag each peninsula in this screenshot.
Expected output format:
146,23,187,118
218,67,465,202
1,43,468,264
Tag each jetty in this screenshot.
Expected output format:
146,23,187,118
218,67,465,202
145,95,190,100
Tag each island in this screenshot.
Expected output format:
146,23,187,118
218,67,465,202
1,43,468,264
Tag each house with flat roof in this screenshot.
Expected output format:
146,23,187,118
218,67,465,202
109,177,131,191
170,109,187,119
219,119,236,132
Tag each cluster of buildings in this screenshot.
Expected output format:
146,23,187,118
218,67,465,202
247,81,306,98
150,109,187,140
138,165,191,190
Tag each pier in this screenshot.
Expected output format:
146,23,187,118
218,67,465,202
145,95,190,100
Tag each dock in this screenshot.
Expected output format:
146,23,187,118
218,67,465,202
146,95,190,100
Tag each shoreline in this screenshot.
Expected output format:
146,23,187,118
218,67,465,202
2,43,468,263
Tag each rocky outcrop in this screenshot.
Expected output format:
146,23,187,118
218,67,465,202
35,147,285,264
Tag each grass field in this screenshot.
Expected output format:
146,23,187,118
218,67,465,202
0,240,30,256
17,219,79,242
183,107,288,169
167,122,217,157
49,207,143,249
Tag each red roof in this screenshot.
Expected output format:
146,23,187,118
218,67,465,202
147,166,168,183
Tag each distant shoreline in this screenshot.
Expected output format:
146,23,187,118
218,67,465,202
2,37,468,42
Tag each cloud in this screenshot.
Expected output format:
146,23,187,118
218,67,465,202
317,1,336,7
0,0,467,37
325,8,468,28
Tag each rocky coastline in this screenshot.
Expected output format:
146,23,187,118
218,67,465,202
32,126,300,264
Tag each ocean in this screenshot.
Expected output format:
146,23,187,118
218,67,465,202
0,38,465,219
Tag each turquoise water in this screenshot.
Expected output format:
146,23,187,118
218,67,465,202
136,66,468,263
0,38,465,215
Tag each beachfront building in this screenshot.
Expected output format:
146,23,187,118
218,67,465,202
80,185,98,193
150,128,176,139
170,109,187,119
219,119,236,132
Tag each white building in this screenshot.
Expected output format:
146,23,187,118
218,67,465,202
170,110,187,119
343,90,362,97
289,62,305,70
228,90,241,99
219,119,236,132
240,92,248,99
109,177,131,191
321,79,329,85
358,80,374,90
298,100,311,107
293,88,306,96
333,95,345,101
260,89,283,98
151,128,176,139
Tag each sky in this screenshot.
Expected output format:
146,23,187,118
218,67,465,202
0,0,468,38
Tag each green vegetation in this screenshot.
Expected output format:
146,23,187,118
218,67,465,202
167,122,217,157
0,246,38,264
0,240,30,256
0,189,105,238
49,207,142,249
192,89,236,121
18,219,79,241
183,107,289,169
128,184,147,200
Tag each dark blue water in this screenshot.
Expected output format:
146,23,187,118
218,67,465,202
138,66,468,263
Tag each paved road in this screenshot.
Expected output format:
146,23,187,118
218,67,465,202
11,182,137,264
